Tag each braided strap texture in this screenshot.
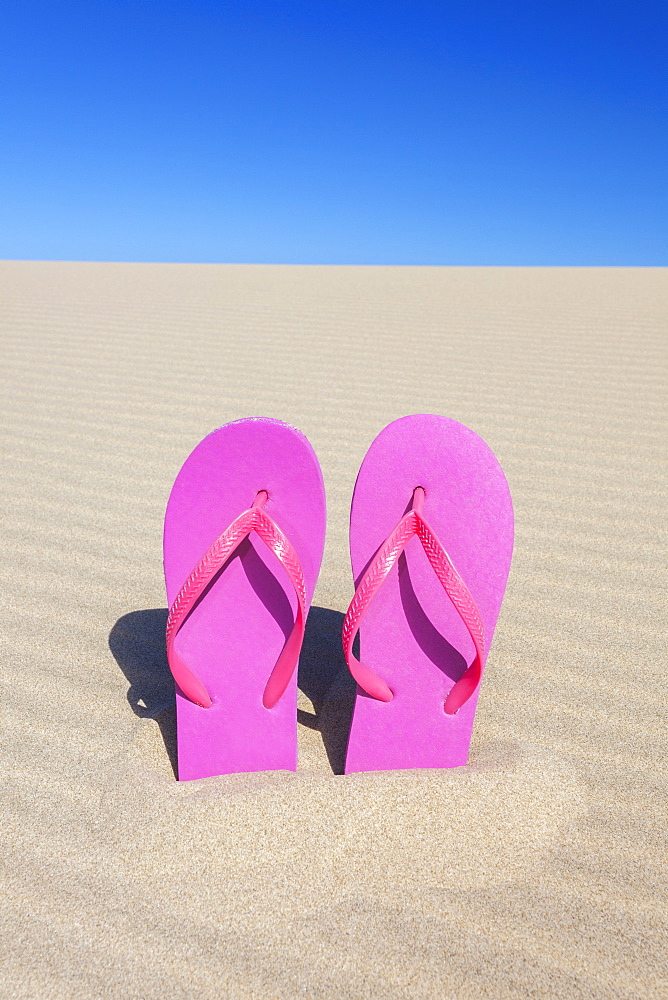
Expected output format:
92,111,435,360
342,503,486,715
166,502,307,710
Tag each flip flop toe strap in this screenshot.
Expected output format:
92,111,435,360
166,493,307,710
342,489,486,715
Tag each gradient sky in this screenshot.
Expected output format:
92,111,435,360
1,1,666,264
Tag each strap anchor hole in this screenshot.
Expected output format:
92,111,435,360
412,486,426,514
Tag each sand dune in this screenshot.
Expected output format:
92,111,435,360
0,261,666,998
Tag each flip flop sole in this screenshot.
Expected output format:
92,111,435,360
164,418,326,780
345,414,514,774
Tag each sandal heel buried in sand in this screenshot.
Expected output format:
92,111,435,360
163,418,326,781
342,414,514,774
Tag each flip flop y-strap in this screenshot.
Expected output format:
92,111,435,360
342,487,486,715
166,491,307,710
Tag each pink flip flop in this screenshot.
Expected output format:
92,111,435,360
342,414,514,774
163,418,326,781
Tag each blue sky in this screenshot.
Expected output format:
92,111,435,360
1,1,666,264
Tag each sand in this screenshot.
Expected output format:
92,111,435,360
0,261,666,999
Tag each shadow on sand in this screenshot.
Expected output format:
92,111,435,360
108,605,355,778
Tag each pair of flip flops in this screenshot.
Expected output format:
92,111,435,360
163,415,514,781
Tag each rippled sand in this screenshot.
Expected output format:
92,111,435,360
1,262,666,999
